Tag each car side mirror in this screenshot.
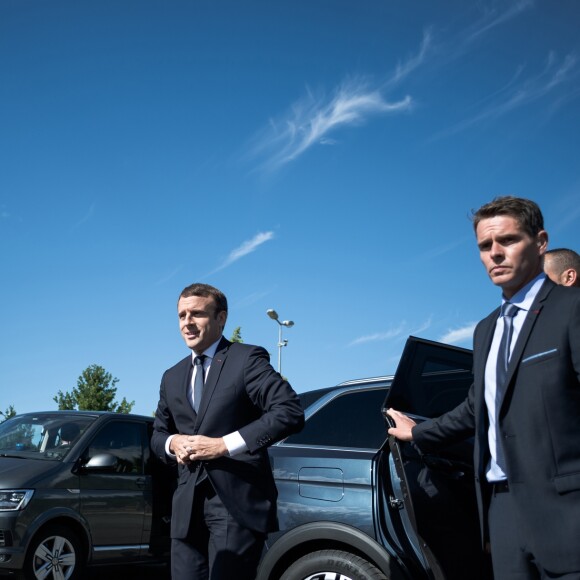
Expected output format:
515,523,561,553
83,453,118,471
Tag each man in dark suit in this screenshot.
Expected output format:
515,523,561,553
151,283,304,580
387,197,580,579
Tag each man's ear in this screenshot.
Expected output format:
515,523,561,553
563,269,578,287
536,230,548,253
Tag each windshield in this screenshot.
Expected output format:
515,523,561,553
0,413,96,460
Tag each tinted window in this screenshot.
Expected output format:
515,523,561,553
298,387,337,410
86,421,144,474
286,389,388,449
386,338,473,418
0,413,95,460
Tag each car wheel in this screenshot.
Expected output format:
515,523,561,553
23,524,84,580
279,549,387,580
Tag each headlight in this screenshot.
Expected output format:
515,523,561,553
0,490,34,511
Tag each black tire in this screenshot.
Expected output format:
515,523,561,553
23,524,85,580
279,549,388,580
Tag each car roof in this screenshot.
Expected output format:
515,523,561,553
298,375,393,413
17,410,154,422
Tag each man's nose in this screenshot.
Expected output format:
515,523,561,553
490,241,503,258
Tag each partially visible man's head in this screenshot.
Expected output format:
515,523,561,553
544,248,580,288
472,196,544,238
177,283,228,354
178,283,228,314
472,196,548,299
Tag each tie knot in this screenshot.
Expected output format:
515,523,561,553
502,303,519,318
194,355,206,367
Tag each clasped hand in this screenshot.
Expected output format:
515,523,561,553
171,434,228,464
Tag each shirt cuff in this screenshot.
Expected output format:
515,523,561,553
165,434,176,457
223,431,248,456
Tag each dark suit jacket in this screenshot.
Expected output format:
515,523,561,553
413,279,580,571
151,338,304,538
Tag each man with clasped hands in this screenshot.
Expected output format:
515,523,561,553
151,283,304,580
388,197,580,580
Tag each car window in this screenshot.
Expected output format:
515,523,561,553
285,389,388,449
0,413,95,460
86,421,144,475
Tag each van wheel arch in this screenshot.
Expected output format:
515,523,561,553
257,522,404,580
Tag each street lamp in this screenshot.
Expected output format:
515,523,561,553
266,309,294,374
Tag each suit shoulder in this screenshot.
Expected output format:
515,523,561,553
548,284,580,303
163,355,191,376
542,285,580,319
475,306,500,331
227,342,267,355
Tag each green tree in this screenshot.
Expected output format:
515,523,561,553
230,326,243,343
54,364,135,413
0,405,17,422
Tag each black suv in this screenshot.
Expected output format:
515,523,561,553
258,336,490,580
0,411,173,579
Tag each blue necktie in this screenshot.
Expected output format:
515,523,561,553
495,303,519,471
193,355,206,413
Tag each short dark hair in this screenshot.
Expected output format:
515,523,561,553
178,283,228,316
471,196,544,238
545,248,580,275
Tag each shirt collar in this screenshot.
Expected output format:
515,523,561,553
190,336,222,363
502,272,546,313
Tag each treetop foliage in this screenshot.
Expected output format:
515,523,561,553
230,326,243,343
0,405,17,422
53,364,134,413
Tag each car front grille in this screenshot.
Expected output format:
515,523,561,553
0,530,13,547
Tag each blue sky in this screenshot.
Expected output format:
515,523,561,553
2,0,579,417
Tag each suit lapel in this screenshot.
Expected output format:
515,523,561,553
475,310,499,426
179,356,194,410
195,337,231,426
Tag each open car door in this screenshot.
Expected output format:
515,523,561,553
380,336,491,580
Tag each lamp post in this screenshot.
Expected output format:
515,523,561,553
266,309,294,374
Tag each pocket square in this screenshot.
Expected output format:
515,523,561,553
522,348,558,364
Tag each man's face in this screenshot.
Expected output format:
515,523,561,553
177,294,226,354
476,215,547,299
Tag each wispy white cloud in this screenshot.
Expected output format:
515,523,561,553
349,315,434,347
410,316,433,336
246,30,434,173
234,290,273,309
439,323,476,345
432,52,579,140
421,238,470,260
155,266,182,286
463,0,534,45
209,231,275,275
250,81,412,172
385,28,433,89
349,325,406,347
